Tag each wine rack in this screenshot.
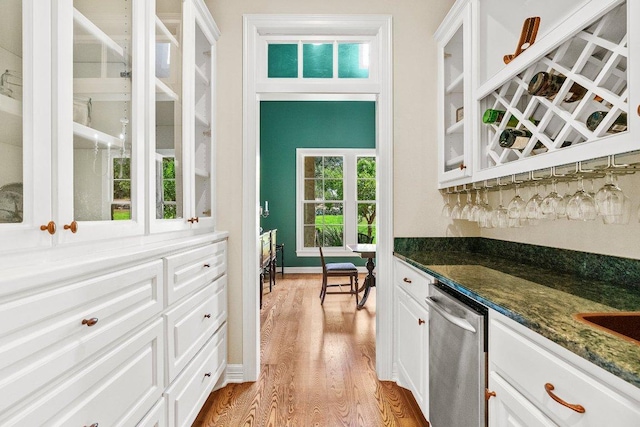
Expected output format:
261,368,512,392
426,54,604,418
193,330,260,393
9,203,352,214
478,2,628,171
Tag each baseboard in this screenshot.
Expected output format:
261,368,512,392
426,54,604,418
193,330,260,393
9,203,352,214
225,364,244,383
281,266,368,274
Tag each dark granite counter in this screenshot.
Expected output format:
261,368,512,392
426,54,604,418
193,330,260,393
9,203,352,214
394,238,640,389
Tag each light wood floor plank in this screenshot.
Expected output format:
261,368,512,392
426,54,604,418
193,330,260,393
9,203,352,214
193,274,429,427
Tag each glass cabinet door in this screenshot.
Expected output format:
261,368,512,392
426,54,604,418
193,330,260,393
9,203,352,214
192,19,213,224
56,0,144,242
153,0,184,229
0,0,53,252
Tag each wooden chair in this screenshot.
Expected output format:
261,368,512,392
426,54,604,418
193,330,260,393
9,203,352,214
318,246,359,305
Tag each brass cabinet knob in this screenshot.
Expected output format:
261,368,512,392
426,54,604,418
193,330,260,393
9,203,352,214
485,389,496,400
82,318,99,327
40,221,56,235
637,104,640,117
544,383,585,413
63,221,78,233
403,277,412,284
418,318,425,325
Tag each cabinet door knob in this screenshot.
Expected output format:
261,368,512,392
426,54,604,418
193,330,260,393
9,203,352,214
485,389,496,400
403,277,412,284
204,372,212,377
459,163,467,170
637,104,640,117
544,383,585,413
40,221,56,235
82,317,99,327
63,221,78,233
204,314,211,319
418,318,425,325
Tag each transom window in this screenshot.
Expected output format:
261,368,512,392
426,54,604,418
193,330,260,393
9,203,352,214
266,37,373,80
296,149,376,256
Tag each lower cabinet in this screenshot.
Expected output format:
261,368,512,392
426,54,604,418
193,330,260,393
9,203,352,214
394,258,432,420
0,233,228,427
488,310,640,427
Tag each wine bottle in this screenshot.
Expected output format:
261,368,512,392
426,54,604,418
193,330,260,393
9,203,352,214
528,71,586,103
483,109,519,127
499,129,572,152
586,111,627,133
483,109,540,127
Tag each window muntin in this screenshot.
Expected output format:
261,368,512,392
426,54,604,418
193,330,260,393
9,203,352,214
112,157,131,220
297,149,376,255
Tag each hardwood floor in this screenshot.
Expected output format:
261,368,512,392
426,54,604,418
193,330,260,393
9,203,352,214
193,273,428,427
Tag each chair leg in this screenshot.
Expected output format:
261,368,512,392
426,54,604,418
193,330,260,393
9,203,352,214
354,274,359,306
320,275,327,305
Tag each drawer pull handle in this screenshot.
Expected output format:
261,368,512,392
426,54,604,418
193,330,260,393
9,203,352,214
544,383,585,414
485,389,496,400
418,318,425,325
188,217,199,224
403,277,412,284
63,221,78,233
40,221,56,235
82,318,99,327
84,424,99,427
204,372,212,377
203,263,211,268
204,314,211,319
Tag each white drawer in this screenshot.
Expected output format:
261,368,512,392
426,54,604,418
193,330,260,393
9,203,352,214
165,325,227,427
490,315,640,426
164,240,227,305
394,258,434,306
0,260,163,416
138,398,167,427
3,318,165,427
165,274,227,382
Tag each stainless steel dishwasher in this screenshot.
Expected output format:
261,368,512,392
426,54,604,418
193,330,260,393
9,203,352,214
426,281,488,427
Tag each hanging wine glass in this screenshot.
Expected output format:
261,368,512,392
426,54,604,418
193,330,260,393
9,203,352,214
450,192,463,220
470,189,482,222
567,176,597,221
460,189,474,221
478,188,493,228
507,185,526,227
540,179,563,220
491,186,508,228
525,182,544,224
595,172,625,224
441,192,453,218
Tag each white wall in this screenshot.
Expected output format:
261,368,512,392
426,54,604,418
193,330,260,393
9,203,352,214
206,0,458,365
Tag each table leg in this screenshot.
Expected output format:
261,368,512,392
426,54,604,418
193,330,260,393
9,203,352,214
357,257,375,309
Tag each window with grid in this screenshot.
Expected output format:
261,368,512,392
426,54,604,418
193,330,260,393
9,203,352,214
297,149,376,255
112,157,131,220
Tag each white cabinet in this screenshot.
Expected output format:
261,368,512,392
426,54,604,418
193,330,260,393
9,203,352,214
488,310,640,427
0,233,229,427
394,258,434,419
436,0,640,188
0,0,220,253
436,0,473,183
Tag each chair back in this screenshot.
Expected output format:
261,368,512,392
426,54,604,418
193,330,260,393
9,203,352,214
318,245,328,274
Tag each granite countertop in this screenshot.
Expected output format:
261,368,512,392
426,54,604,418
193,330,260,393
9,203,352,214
393,248,640,390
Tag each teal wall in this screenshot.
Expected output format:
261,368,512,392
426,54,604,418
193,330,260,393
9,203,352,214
260,101,376,268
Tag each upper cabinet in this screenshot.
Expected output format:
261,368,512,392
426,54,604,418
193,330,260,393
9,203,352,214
437,0,639,188
150,0,219,233
436,0,472,183
0,0,219,255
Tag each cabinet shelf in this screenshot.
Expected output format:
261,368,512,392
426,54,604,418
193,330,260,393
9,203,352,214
446,119,464,135
155,78,179,102
195,64,209,86
73,8,125,60
195,168,210,178
445,155,465,168
73,122,123,149
155,15,180,48
446,73,463,94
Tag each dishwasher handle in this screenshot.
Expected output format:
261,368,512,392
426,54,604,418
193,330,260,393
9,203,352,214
425,296,477,333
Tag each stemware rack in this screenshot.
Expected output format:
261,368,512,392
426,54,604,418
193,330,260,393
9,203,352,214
477,1,629,173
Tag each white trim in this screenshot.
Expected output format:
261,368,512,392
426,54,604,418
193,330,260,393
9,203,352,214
276,266,368,274
243,14,393,383
222,364,244,385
